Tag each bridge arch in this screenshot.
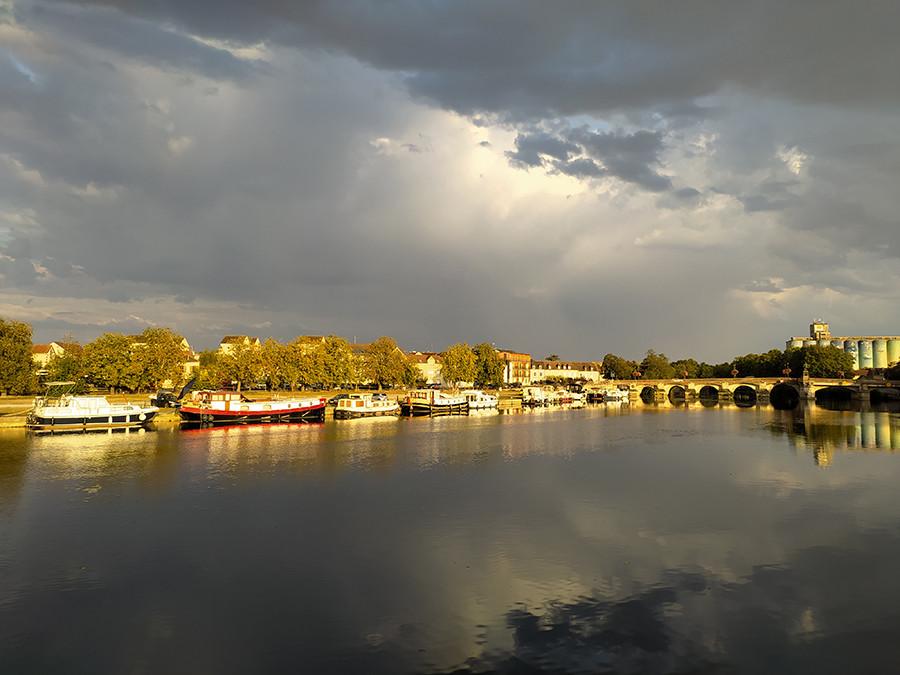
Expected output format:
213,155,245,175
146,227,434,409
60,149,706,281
733,385,757,407
770,383,800,410
698,385,719,405
870,387,900,404
814,386,854,404
639,386,656,403
667,385,686,404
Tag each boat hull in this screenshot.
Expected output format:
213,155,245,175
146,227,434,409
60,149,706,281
179,402,325,424
334,407,400,420
27,409,158,431
400,401,469,416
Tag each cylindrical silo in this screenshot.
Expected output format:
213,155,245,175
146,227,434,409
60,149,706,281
859,340,874,369
876,413,891,449
844,340,859,371
874,339,888,369
818,338,831,348
861,411,876,448
888,338,900,366
789,339,804,350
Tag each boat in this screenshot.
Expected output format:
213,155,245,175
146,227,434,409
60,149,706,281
334,393,401,419
401,389,469,416
587,386,630,403
178,390,326,424
26,382,159,431
461,389,498,409
569,390,586,408
522,386,547,407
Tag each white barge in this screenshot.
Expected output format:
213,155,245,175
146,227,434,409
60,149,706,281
401,389,469,416
334,393,401,419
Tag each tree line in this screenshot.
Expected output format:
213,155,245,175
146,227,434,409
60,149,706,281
601,346,858,380
0,317,509,394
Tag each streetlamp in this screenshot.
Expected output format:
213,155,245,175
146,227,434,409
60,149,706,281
782,367,792,379
632,370,642,380
731,368,739,378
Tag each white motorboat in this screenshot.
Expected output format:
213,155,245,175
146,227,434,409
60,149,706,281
27,382,159,431
461,389,498,409
334,393,401,419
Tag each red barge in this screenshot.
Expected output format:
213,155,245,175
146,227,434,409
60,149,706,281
178,390,326,424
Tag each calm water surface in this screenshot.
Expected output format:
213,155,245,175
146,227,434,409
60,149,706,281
3,403,900,674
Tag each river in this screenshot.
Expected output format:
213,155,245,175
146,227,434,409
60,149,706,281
2,402,900,674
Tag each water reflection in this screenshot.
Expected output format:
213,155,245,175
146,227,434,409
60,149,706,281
5,403,900,673
769,402,900,466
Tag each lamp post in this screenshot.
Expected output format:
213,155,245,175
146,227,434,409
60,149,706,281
731,368,739,378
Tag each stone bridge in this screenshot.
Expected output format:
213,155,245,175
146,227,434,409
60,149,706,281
588,378,900,407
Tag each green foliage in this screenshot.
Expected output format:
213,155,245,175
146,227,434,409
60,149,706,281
639,350,676,380
47,343,85,388
319,336,356,388
441,342,476,386
132,327,191,389
670,358,700,378
784,346,855,378
218,342,263,391
82,333,139,392
364,336,410,389
0,318,35,394
731,349,786,377
601,353,639,380
473,343,504,388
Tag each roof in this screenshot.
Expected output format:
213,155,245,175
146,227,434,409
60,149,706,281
408,351,443,364
32,343,52,354
532,360,599,370
220,335,259,344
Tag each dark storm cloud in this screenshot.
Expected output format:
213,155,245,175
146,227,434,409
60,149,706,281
508,127,671,192
48,0,900,118
505,132,578,168
22,1,263,81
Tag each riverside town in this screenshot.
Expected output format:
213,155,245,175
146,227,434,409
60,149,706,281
1,317,898,430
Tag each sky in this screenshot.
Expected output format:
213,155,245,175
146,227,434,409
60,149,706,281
1,0,899,360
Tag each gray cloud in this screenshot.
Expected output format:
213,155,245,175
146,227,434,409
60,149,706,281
2,0,900,358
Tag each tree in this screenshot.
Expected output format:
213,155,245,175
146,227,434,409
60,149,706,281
82,333,139,392
670,358,700,378
473,343,504,388
441,342,476,387
321,336,356,388
785,346,854,378
0,318,35,395
133,327,191,390
47,343,85,386
639,350,675,379
601,353,638,380
364,337,409,389
218,342,263,391
259,338,290,390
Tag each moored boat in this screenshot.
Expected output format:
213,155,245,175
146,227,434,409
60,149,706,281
401,389,468,416
334,393,401,419
178,390,326,424
26,382,159,431
461,389,498,409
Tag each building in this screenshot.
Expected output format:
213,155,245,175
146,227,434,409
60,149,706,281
218,335,261,355
531,360,603,384
32,342,66,376
408,351,443,385
497,349,531,386
786,320,900,371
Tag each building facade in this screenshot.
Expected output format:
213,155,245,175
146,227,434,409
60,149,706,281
408,351,443,385
787,321,900,371
531,360,603,384
497,349,531,386
31,342,66,376
218,335,262,355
